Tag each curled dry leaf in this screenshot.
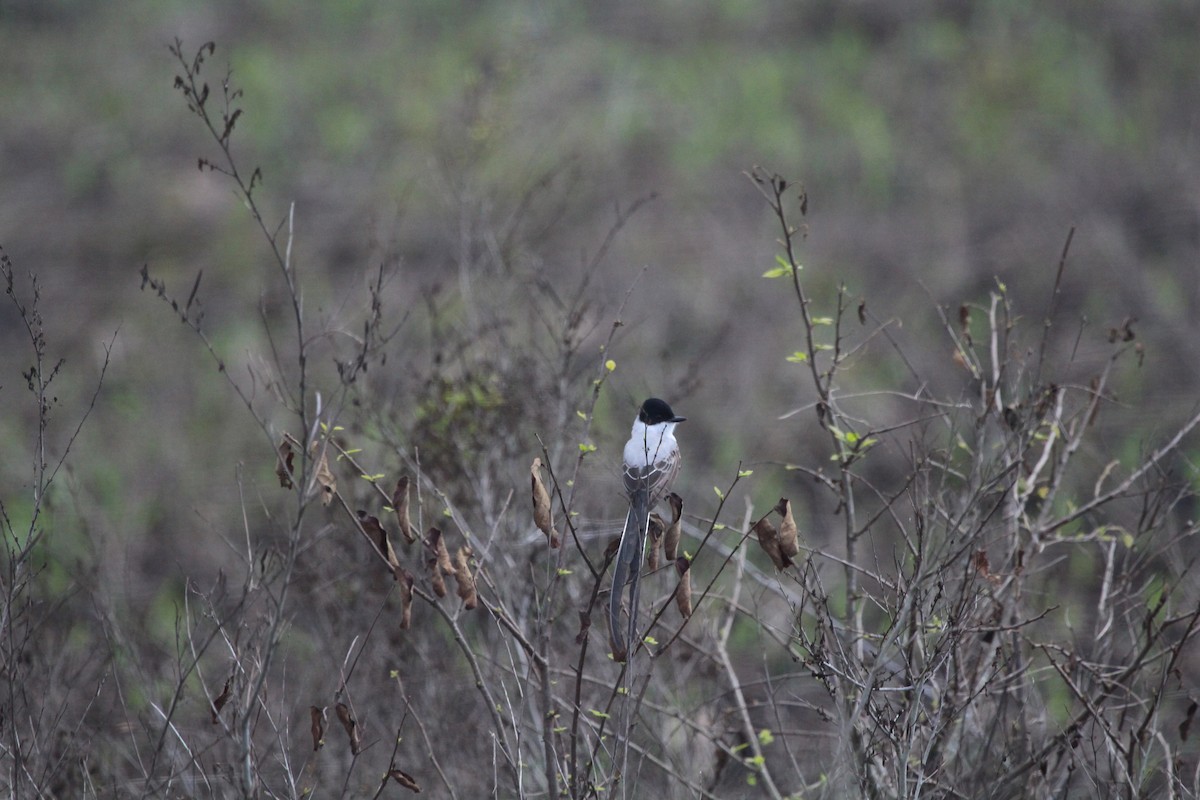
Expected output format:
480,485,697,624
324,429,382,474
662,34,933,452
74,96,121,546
391,475,415,544
530,458,560,548
452,546,478,610
358,510,400,571
574,609,591,645
388,768,421,792
423,527,451,597
646,513,666,571
674,556,692,619
310,706,327,751
428,528,453,574
603,535,621,562
313,446,337,506
335,702,362,755
775,498,799,561
664,493,683,560
398,569,415,629
210,676,233,724
752,514,789,570
276,436,295,489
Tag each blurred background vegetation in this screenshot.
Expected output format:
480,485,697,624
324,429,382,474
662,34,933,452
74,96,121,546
2,0,1199,793
4,0,1198,590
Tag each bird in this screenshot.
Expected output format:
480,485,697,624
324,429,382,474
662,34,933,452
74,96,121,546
609,397,685,661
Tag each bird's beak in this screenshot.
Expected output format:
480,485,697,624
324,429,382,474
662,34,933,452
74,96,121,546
672,415,687,423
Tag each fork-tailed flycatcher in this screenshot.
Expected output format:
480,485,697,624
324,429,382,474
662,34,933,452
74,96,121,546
609,397,685,660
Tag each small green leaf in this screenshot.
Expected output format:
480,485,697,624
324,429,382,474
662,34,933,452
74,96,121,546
785,351,808,363
576,410,587,420
579,442,597,454
714,486,725,500
643,635,658,645
738,469,753,477
757,728,775,746
588,709,610,719
557,568,573,576
812,316,833,325
605,359,616,372
713,523,726,530
762,266,792,279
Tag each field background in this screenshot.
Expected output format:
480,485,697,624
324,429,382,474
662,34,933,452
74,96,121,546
2,2,1199,798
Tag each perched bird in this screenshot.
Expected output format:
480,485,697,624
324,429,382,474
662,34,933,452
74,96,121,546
609,397,685,660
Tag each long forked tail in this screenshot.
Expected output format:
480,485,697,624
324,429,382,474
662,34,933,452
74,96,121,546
608,491,649,661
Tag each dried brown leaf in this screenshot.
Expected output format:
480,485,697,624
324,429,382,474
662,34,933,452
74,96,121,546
775,498,799,560
752,514,789,570
276,437,295,489
210,676,232,724
646,513,665,571
530,458,559,548
388,768,421,792
426,527,453,574
675,556,692,619
452,546,478,610
358,510,399,570
604,536,621,562
310,705,327,751
1180,699,1197,742
335,702,362,755
664,493,683,560
398,569,415,629
391,475,415,544
423,527,451,597
313,447,336,506
574,610,591,645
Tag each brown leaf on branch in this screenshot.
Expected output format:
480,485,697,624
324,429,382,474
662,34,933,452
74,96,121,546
210,676,232,724
388,768,422,792
452,546,478,610
335,702,362,755
775,498,799,561
398,569,414,629
423,528,449,597
313,447,336,506
752,513,790,570
1180,699,1197,742
358,510,400,571
530,458,560,548
391,475,415,544
647,513,666,571
276,436,295,488
675,556,692,619
575,610,591,645
310,706,327,751
604,536,621,562
664,493,683,560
